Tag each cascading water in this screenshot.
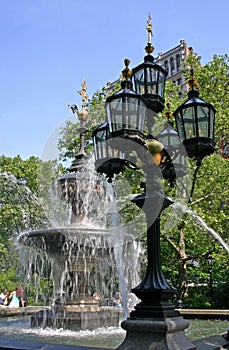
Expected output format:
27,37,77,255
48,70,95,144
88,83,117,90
170,201,229,254
17,156,143,330
107,183,130,319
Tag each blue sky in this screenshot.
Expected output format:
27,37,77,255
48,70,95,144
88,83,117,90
1,0,228,160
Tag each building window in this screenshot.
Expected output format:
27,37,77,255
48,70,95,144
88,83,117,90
164,60,169,74
176,54,181,72
177,78,182,86
170,57,175,75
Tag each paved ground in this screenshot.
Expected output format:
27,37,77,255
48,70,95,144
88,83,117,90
0,338,112,350
193,335,229,349
0,336,228,350
0,308,228,349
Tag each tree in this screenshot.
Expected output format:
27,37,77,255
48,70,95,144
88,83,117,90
56,54,229,308
0,155,63,293
160,54,229,305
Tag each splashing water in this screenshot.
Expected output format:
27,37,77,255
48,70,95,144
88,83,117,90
107,183,129,319
0,171,46,230
17,156,143,312
172,201,229,254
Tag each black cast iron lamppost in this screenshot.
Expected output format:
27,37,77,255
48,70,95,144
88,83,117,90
92,14,215,350
205,255,214,309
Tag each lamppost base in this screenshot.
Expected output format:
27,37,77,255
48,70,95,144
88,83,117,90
117,316,196,350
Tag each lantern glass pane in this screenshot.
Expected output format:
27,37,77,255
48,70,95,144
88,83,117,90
93,134,124,161
158,70,166,97
98,140,109,159
183,106,196,139
138,99,147,133
124,99,145,132
111,147,124,159
146,67,157,94
197,105,209,137
124,100,138,129
134,69,145,94
93,129,109,160
106,97,123,133
175,110,185,142
107,98,146,134
209,109,214,139
158,129,180,148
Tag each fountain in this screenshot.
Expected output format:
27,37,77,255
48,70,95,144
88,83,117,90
17,80,142,331
1,19,228,349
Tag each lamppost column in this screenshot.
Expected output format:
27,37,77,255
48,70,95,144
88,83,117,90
129,167,178,318
209,267,213,309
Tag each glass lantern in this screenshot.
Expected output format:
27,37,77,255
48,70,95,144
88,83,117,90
157,121,186,181
131,54,167,113
174,89,216,160
92,123,126,182
105,80,147,150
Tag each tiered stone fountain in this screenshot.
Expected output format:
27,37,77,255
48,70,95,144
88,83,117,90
18,81,141,331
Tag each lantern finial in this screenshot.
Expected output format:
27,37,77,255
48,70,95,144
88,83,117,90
165,102,173,121
122,58,132,80
188,68,199,91
145,13,154,55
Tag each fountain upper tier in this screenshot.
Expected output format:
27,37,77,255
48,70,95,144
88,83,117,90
18,226,136,252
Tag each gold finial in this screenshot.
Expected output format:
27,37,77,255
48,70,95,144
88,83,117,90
77,77,90,108
145,13,154,55
188,68,199,90
121,58,132,80
165,102,173,121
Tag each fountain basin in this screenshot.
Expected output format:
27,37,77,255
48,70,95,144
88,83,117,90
0,316,228,349
18,226,138,331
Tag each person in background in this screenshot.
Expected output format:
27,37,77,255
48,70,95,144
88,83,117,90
8,285,26,308
8,287,20,308
113,291,122,308
0,289,8,305
93,292,101,304
18,285,28,307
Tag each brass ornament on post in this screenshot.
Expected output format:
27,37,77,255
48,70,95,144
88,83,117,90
122,58,132,81
145,13,154,55
77,77,90,123
188,68,199,91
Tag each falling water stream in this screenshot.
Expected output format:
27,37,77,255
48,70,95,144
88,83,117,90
171,202,229,254
107,182,129,319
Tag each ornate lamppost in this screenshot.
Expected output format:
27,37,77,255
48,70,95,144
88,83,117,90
92,14,216,350
205,255,214,309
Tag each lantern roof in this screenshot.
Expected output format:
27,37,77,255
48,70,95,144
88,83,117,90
176,89,216,112
106,58,143,102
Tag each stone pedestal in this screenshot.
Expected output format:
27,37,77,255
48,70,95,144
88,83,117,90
117,317,196,350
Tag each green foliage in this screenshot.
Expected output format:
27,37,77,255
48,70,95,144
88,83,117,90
1,54,228,310
56,54,229,309
0,155,61,300
23,276,53,306
160,54,229,306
